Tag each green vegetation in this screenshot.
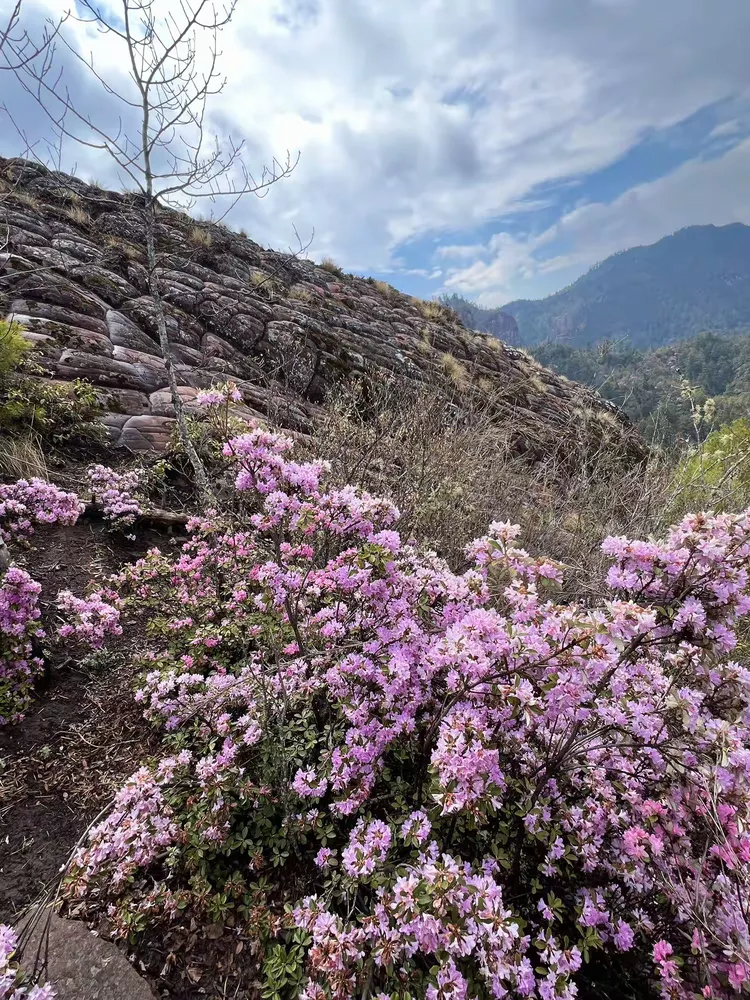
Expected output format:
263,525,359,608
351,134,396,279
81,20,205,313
672,417,750,516
0,319,104,477
0,320,30,373
531,331,750,447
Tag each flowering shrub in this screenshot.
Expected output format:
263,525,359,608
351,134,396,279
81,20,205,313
0,924,55,999
196,381,243,408
86,465,142,528
0,477,84,723
0,567,44,725
0,479,82,544
56,589,122,650
62,426,750,999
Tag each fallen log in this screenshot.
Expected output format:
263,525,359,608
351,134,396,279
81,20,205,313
83,501,190,529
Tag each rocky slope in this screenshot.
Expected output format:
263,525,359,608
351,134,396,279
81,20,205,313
0,157,642,460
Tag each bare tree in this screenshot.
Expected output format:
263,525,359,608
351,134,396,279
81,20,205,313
1,2,69,258
0,0,65,73
8,0,299,496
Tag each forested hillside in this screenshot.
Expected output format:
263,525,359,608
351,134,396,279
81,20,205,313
532,331,750,445
458,224,750,349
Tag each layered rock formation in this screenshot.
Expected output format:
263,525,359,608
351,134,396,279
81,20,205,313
0,158,643,460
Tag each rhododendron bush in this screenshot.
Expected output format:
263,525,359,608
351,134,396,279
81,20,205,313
57,425,750,1000
0,475,120,723
0,925,55,1000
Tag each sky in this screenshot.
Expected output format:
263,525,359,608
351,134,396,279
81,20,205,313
2,0,750,306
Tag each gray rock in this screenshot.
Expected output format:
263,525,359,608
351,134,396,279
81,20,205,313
149,385,201,417
0,154,647,464
106,309,158,353
118,414,176,451
9,300,110,337
70,265,139,308
16,911,155,1000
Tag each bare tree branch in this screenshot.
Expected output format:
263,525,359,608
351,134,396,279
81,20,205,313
5,0,301,497
0,0,66,73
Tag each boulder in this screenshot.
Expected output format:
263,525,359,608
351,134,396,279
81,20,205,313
16,911,155,1000
118,414,176,451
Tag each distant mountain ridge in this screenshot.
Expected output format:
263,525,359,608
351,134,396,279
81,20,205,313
466,224,750,350
439,294,521,345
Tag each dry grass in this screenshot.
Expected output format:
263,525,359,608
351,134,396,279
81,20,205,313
64,204,92,227
312,375,677,596
12,190,41,211
189,225,213,248
527,370,549,394
441,352,469,389
289,285,313,304
484,335,505,354
416,299,444,321
414,299,462,325
104,234,142,259
374,279,399,302
320,256,345,278
249,269,281,300
0,433,48,481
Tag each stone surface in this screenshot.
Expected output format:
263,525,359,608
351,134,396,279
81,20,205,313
16,910,155,1000
0,156,646,462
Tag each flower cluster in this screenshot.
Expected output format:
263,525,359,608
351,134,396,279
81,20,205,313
62,426,750,1000
0,924,56,999
86,465,142,528
0,568,44,725
196,381,243,407
56,590,122,650
0,478,82,545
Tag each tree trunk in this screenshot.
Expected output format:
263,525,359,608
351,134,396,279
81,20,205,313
143,199,209,500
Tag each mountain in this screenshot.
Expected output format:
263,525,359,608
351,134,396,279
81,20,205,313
0,157,643,464
439,294,521,345
502,224,750,349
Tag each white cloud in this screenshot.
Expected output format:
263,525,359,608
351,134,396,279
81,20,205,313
443,138,750,305
2,0,750,282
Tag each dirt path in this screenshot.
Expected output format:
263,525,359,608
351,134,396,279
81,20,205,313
0,520,159,922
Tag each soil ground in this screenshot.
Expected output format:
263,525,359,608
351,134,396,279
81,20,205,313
0,518,163,923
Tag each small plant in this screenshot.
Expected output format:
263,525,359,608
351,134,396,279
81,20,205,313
13,190,41,211
57,588,122,650
0,374,104,448
56,423,750,998
319,256,344,278
104,234,142,259
417,298,443,320
0,567,44,725
0,478,83,545
86,465,144,529
0,321,30,376
0,479,83,723
288,285,313,304
249,270,282,301
441,350,469,388
189,225,213,248
373,279,399,302
64,204,92,227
